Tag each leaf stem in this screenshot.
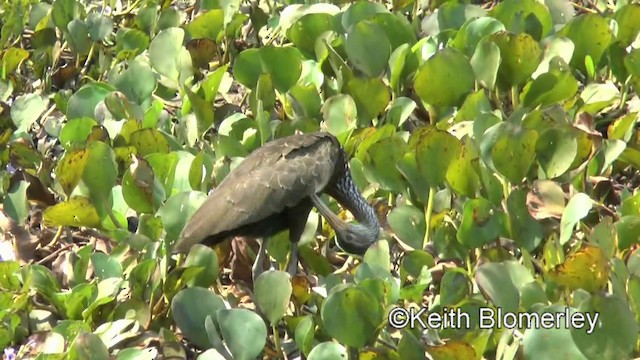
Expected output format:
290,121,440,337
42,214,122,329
423,186,435,249
45,226,65,248
272,324,283,358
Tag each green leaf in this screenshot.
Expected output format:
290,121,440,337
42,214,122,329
387,204,425,250
572,293,638,358
67,19,92,55
157,191,208,244
68,331,109,360
344,77,391,122
615,4,640,46
321,284,383,348
43,197,101,228
254,270,292,325
11,94,48,134
490,31,542,88
457,198,502,248
217,308,268,360
114,60,157,104
559,193,593,245
559,14,612,75
345,20,391,77
287,13,335,58
148,27,192,89
322,94,357,136
184,244,219,288
171,287,226,350
414,48,475,108
535,126,577,178
3,181,29,226
86,12,113,41
83,141,118,211
471,38,500,90
490,0,553,39
308,342,348,360
413,127,461,188
259,45,302,93
67,82,115,120
484,122,538,184
185,9,224,40
476,260,534,313
59,118,98,149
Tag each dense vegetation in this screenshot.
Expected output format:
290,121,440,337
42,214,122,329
1,0,640,358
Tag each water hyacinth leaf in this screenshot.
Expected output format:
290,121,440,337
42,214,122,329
414,48,475,108
521,71,578,108
490,0,553,39
217,308,268,360
114,60,157,105
321,284,383,348
2,48,29,75
362,135,407,193
55,148,90,196
341,1,388,30
322,94,357,136
558,13,612,75
371,13,416,51
446,137,480,197
616,216,640,251
559,193,593,245
532,35,575,77
522,305,586,359
549,246,608,292
59,118,98,149
489,31,542,88
452,17,505,56
387,205,426,249
171,287,226,349
67,19,92,55
386,97,416,127
67,331,109,360
535,126,578,178
488,123,538,184
471,38,500,90
345,20,391,77
43,197,101,228
86,12,113,41
308,342,348,360
254,270,292,325
457,198,502,248
157,191,208,244
130,128,171,156
11,94,48,134
3,181,29,225
259,45,302,93
83,141,118,210
67,82,115,120
615,4,640,46
233,49,261,89
572,293,639,358
413,127,462,188
507,189,543,251
148,27,193,89
344,77,391,123
526,180,566,220
287,13,335,58
185,9,224,40
184,244,219,288
476,260,534,313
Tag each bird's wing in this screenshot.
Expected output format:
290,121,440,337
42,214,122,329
173,132,340,252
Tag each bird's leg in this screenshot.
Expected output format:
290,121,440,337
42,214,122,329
252,238,268,281
287,242,298,276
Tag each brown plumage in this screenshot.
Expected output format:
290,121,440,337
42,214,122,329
172,131,380,278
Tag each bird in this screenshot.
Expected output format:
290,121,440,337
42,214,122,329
172,131,381,280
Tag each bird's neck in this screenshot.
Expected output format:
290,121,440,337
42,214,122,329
330,159,380,239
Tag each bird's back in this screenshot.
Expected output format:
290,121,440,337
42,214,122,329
173,132,342,253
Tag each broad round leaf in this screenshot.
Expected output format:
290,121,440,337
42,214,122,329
171,287,226,350
559,14,612,75
216,308,268,360
321,284,383,348
345,21,391,77
414,48,474,108
254,270,292,325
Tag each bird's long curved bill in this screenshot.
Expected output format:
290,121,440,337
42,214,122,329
311,194,348,232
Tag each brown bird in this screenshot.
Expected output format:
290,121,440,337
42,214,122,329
172,131,381,280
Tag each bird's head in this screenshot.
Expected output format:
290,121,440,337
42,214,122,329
334,222,381,255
